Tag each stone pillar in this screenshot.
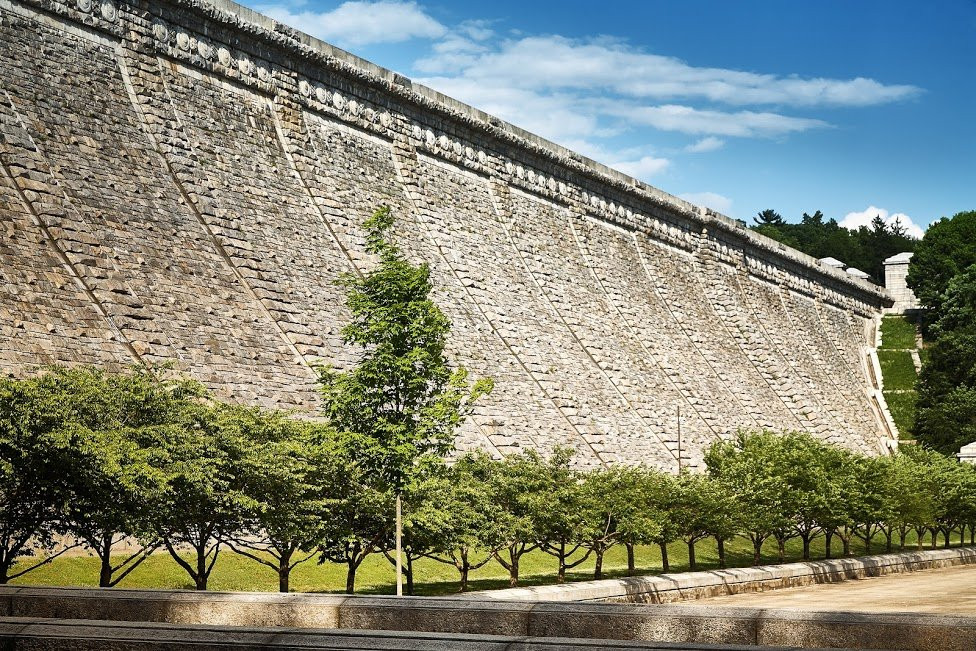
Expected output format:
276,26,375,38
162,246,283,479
883,252,918,314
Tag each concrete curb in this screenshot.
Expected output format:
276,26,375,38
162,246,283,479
464,547,976,603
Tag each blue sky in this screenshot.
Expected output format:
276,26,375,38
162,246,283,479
243,0,975,236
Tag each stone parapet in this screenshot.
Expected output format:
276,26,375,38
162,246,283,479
3,581,976,649
466,547,976,603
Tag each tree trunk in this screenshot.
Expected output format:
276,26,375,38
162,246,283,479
98,536,113,588
898,528,907,550
405,555,415,596
970,526,975,545
594,549,604,579
885,529,893,553
752,538,763,566
659,542,669,572
842,536,850,557
557,542,566,583
801,534,810,561
278,547,293,593
626,542,635,576
717,538,726,569
687,541,696,571
776,536,785,563
825,530,833,559
346,561,358,594
508,553,519,587
944,529,952,549
459,564,469,593
195,544,209,590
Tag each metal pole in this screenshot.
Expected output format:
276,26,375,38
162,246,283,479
677,405,682,473
395,493,403,596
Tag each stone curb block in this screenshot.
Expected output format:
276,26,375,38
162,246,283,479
465,547,976,603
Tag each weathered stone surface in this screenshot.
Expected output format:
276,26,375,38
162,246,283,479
0,0,896,465
0,617,787,650
464,547,976,604
4,586,976,649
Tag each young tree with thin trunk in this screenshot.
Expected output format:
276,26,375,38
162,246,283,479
316,206,492,593
705,432,790,566
486,450,549,587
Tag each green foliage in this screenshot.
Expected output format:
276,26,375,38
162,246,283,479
883,391,917,437
0,365,203,585
222,409,339,592
750,210,916,282
915,386,976,455
907,210,976,324
880,316,918,350
314,206,492,592
877,350,918,390
754,209,785,227
484,448,551,587
317,207,493,492
153,403,258,590
404,453,500,592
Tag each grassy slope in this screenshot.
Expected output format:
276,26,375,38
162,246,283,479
17,531,949,595
879,315,920,438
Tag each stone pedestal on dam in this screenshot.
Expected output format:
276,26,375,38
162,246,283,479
0,0,895,469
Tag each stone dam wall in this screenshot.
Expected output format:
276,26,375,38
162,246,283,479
0,0,894,469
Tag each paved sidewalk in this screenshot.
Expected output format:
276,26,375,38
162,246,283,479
701,563,976,614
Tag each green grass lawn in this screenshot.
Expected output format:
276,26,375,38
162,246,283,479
880,316,918,350
16,530,951,595
877,350,918,390
884,390,918,437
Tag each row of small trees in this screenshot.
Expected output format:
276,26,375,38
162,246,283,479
3,366,973,596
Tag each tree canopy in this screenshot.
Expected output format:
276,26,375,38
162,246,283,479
750,209,916,282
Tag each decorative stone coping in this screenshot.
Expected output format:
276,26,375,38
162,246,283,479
465,547,976,603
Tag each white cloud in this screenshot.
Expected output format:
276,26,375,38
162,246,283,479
416,34,921,108
679,192,733,214
615,104,829,137
685,137,724,153
257,1,445,47
609,156,670,180
840,206,924,239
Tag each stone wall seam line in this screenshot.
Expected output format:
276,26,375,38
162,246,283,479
567,208,727,448
385,141,519,462
618,224,763,434
664,240,805,431
266,98,362,280
725,265,834,434
117,48,316,377
774,286,861,443
486,179,676,466
699,251,810,430
0,85,144,365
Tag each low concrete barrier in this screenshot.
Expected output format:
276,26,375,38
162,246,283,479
4,586,976,649
466,547,976,603
0,617,785,650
